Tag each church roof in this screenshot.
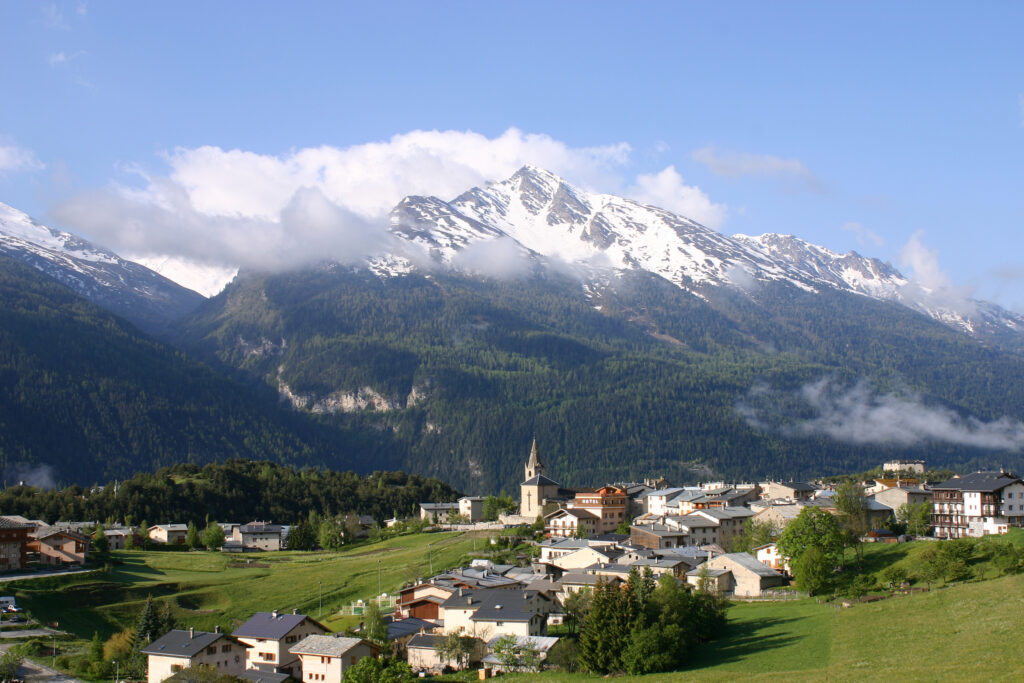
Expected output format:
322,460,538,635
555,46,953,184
522,475,560,486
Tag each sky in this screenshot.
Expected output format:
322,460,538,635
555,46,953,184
1,1,1022,305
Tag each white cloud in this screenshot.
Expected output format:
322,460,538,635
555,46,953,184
627,166,726,228
165,128,631,221
739,378,1024,451
53,128,726,276
692,146,824,193
48,51,67,65
841,221,884,248
898,230,976,317
0,139,44,173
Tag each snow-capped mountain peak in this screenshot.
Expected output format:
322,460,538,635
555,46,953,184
386,167,1024,345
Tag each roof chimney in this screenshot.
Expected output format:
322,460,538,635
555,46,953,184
293,608,299,615
271,610,279,619
214,625,220,634
189,627,194,639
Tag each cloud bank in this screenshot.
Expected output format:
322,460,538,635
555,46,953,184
898,230,977,318
53,128,725,278
738,378,1024,451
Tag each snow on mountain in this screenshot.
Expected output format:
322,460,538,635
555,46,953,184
386,166,1024,343
0,202,205,332
127,254,237,298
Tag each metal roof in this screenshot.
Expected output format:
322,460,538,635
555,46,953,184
233,611,322,640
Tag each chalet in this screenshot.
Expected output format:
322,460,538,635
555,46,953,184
457,496,485,522
931,471,1024,538
418,503,459,523
395,582,456,621
288,635,379,683
232,610,328,678
871,486,931,510
406,633,485,673
481,635,560,673
31,528,89,565
762,482,817,501
548,545,623,571
104,528,132,551
629,523,690,549
543,508,598,538
232,522,284,551
686,552,786,597
753,543,788,573
149,524,188,545
141,627,249,683
0,517,31,572
440,588,550,638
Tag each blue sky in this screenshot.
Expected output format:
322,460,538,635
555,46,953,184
1,1,1023,305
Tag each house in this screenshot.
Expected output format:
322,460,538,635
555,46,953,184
629,523,690,549
458,496,485,522
232,610,328,677
396,583,456,621
439,588,550,639
481,635,560,673
0,517,31,572
641,488,687,516
871,486,931,511
419,503,459,523
753,543,788,573
141,627,249,683
751,501,807,529
883,459,926,475
543,508,598,538
469,590,552,638
406,633,485,673
232,522,284,552
688,508,755,547
289,636,379,683
104,528,132,551
149,524,188,545
762,482,817,502
549,545,623,572
686,553,787,597
520,439,562,519
931,471,1024,538
31,528,89,565
565,486,628,534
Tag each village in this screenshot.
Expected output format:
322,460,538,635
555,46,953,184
1,443,1023,680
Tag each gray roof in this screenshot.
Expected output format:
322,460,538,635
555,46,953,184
686,566,731,577
470,590,544,623
933,471,1022,493
387,617,438,641
559,572,617,586
233,611,321,640
522,475,560,486
141,630,240,658
153,524,188,531
484,634,559,652
546,508,598,520
419,502,459,511
237,671,291,683
289,635,372,657
775,481,817,492
0,517,32,529
406,633,448,649
719,552,783,578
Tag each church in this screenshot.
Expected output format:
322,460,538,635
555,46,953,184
519,438,562,519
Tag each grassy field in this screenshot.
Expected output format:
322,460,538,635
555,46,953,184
12,531,1024,682
11,531,482,638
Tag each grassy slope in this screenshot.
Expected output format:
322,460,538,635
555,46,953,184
12,532,478,638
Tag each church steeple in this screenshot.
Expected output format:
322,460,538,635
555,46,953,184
524,437,544,481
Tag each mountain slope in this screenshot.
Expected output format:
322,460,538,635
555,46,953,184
0,255,393,486
172,262,1024,494
0,202,204,333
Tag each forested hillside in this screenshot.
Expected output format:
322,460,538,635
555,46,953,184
0,257,391,485
170,266,1024,493
0,459,459,525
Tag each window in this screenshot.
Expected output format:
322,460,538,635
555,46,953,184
171,666,183,673
207,647,217,656
222,645,231,653
261,653,276,661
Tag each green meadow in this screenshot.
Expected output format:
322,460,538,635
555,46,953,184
10,531,1024,682
11,531,480,638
